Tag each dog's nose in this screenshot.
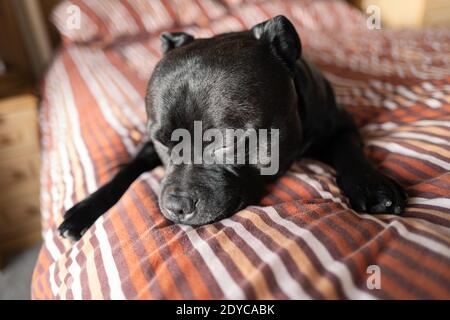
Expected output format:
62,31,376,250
165,193,196,218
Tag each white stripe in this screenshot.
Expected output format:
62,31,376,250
368,141,450,170
221,219,312,299
379,214,450,236
397,85,418,101
39,107,51,223
389,132,450,146
48,263,59,297
305,163,333,178
44,230,64,298
363,121,398,131
52,70,74,210
49,151,61,222
383,100,397,110
294,173,346,205
57,60,98,194
409,197,450,209
44,230,62,261
422,82,435,91
425,98,442,108
44,72,65,222
363,120,450,132
413,120,450,128
179,225,246,299
66,245,83,299
95,217,126,300
262,207,375,299
359,214,450,259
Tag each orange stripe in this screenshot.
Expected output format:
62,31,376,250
107,206,152,299
134,182,212,299
122,187,184,299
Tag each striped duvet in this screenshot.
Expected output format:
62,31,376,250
32,0,450,299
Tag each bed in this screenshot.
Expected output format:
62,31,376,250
32,0,450,299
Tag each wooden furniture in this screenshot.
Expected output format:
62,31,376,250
0,0,57,98
0,0,57,267
357,0,450,27
11,0,53,78
39,0,63,49
0,94,41,268
0,0,34,98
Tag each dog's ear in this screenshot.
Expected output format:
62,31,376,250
160,32,194,54
251,15,301,71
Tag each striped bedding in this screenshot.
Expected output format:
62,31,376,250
32,0,450,299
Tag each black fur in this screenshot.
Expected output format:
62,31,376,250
59,16,407,241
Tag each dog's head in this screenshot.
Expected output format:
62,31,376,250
146,16,303,225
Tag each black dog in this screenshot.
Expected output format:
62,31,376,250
59,16,407,240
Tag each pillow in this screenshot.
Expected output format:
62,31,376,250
52,0,228,45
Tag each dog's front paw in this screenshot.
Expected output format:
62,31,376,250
338,168,408,215
58,201,95,241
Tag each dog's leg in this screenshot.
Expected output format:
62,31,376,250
318,113,408,214
58,141,161,240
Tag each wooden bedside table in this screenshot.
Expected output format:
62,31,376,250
0,94,41,268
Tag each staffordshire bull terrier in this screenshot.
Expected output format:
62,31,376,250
59,16,407,240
